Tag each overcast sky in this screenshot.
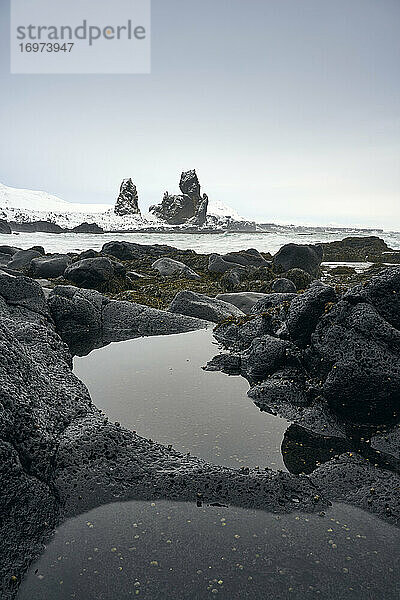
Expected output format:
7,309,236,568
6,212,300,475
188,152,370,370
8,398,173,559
0,0,399,228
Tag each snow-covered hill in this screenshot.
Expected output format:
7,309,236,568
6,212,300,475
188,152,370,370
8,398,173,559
0,182,249,231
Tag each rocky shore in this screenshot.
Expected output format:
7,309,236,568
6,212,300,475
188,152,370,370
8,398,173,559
1,236,400,598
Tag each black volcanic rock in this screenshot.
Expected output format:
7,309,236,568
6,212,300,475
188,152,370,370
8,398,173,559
64,257,124,289
321,236,393,262
72,222,104,234
273,243,323,277
0,219,11,234
149,170,209,226
8,221,64,233
114,178,141,216
29,254,72,279
7,249,42,271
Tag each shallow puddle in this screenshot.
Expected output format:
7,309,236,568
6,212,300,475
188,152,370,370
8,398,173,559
73,330,289,470
18,500,400,599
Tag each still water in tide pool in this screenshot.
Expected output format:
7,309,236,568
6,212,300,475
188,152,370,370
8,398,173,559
17,331,400,599
18,500,400,599
73,330,289,470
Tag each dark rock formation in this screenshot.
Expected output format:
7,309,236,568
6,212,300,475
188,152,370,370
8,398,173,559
0,219,11,234
273,243,323,276
7,249,42,271
216,292,269,313
282,268,313,290
48,285,210,355
169,290,243,323
212,266,400,424
29,254,72,279
102,240,177,262
287,284,337,347
152,257,201,280
321,236,397,262
250,293,297,314
149,170,208,226
0,245,19,256
209,249,269,274
114,178,141,216
271,278,297,293
8,221,64,233
71,222,104,234
78,249,98,260
64,257,125,289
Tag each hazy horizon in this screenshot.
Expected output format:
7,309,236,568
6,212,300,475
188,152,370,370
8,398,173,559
1,0,399,229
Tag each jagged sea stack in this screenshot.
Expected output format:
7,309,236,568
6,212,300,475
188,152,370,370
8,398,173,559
114,178,141,216
149,169,209,226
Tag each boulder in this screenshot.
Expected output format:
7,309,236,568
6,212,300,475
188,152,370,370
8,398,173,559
7,248,42,271
321,236,391,262
29,254,72,278
169,290,244,323
347,265,400,330
209,254,241,274
0,219,11,234
312,300,400,422
287,284,337,347
0,245,19,256
48,286,105,335
272,278,297,293
216,292,269,313
102,240,174,261
221,249,269,268
8,220,64,233
220,266,249,289
102,300,210,340
250,293,297,314
273,243,323,276
28,246,45,254
78,249,98,260
64,257,123,289
114,178,141,216
240,335,298,383
71,222,104,234
0,270,48,314
152,257,201,280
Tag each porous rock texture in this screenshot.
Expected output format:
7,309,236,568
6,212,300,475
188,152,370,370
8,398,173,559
208,267,400,524
149,170,209,226
273,243,323,277
47,285,210,355
169,290,244,323
114,178,141,216
64,257,125,289
1,274,328,598
152,257,201,280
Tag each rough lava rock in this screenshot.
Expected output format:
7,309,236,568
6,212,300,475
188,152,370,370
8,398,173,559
169,290,244,323
114,178,141,216
287,283,337,347
273,243,323,277
0,219,11,234
7,249,42,271
149,170,208,226
64,257,125,288
152,257,201,280
71,222,104,234
29,254,72,279
216,292,270,313
272,278,297,293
